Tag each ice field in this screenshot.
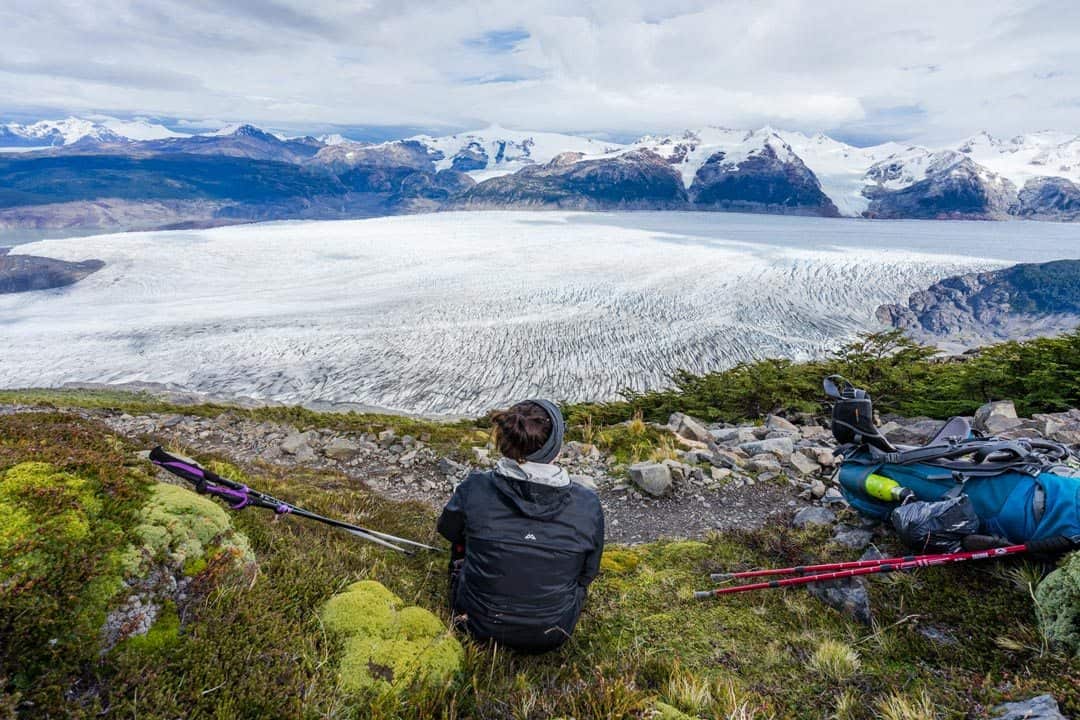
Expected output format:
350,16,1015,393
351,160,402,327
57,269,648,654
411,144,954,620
1,211,1076,415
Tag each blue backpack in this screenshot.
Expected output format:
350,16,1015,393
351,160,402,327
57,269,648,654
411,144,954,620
825,376,1080,547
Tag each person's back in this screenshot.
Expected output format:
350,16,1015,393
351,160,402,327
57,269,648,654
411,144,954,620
437,400,604,652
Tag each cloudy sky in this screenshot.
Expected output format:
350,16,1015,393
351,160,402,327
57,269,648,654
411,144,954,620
1,0,1077,144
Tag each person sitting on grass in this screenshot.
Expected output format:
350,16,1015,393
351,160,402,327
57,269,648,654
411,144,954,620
437,399,605,653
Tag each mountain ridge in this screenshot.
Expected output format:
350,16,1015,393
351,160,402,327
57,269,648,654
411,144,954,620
3,117,1080,231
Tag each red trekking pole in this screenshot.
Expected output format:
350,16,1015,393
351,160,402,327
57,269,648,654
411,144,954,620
694,536,1078,599
709,549,974,582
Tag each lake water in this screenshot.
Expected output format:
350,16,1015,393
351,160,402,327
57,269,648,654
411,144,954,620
1,211,1076,415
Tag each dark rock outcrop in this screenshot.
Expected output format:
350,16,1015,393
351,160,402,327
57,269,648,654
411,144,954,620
449,142,489,172
1016,176,1080,221
864,153,1017,220
391,170,476,212
457,149,688,210
877,259,1080,344
0,249,105,293
689,144,840,217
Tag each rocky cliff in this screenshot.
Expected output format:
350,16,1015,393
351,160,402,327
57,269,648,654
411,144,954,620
0,247,104,293
877,259,1080,344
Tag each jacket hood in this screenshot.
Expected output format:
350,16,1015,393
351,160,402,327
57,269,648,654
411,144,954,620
492,458,572,520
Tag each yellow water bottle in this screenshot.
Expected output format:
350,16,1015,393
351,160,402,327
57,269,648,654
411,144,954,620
865,473,915,503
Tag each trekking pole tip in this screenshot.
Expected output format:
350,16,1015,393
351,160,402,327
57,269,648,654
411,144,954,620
693,590,716,600
709,573,732,581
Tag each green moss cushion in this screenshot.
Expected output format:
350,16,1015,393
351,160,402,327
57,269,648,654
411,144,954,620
1035,550,1080,657
123,482,255,579
321,580,463,693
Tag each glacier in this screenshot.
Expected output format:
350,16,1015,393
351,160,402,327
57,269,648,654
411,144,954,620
0,211,1076,416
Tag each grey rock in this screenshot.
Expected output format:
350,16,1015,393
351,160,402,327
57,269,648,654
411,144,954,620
792,506,836,528
883,418,946,446
800,425,831,441
738,437,794,461
807,577,872,625
746,456,783,474
708,427,742,444
280,430,317,460
377,429,397,446
709,467,733,482
974,401,1019,435
811,448,837,467
832,527,874,550
765,414,800,434
788,452,821,476
991,695,1066,720
822,487,848,506
438,457,466,476
669,412,711,443
323,437,361,461
628,462,673,497
712,449,747,469
809,479,827,499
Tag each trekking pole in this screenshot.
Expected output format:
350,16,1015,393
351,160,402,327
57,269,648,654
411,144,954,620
709,551,968,582
149,446,441,554
694,536,1078,599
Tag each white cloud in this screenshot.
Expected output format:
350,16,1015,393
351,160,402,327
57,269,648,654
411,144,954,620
0,0,1077,143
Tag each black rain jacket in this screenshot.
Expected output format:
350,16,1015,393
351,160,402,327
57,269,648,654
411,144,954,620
437,465,604,652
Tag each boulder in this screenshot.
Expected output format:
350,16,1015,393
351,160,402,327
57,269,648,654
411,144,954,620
807,577,872,625
628,462,673,497
788,452,820,477
882,418,947,446
792,506,836,528
438,457,466,477
811,448,837,467
991,695,1066,720
738,437,794,461
324,437,362,462
280,430,317,460
712,449,746,469
765,414,800,435
832,527,874,550
800,425,831,441
709,467,733,482
708,427,742,444
746,456,783,474
669,412,711,443
974,401,1019,435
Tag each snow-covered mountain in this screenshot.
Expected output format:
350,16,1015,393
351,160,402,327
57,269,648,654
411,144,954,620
3,115,1079,228
408,124,627,182
405,125,1080,219
0,116,187,147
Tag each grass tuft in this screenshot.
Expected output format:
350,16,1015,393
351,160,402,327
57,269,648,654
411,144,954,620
809,640,861,682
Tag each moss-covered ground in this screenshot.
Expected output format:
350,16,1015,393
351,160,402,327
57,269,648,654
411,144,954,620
0,408,1077,719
